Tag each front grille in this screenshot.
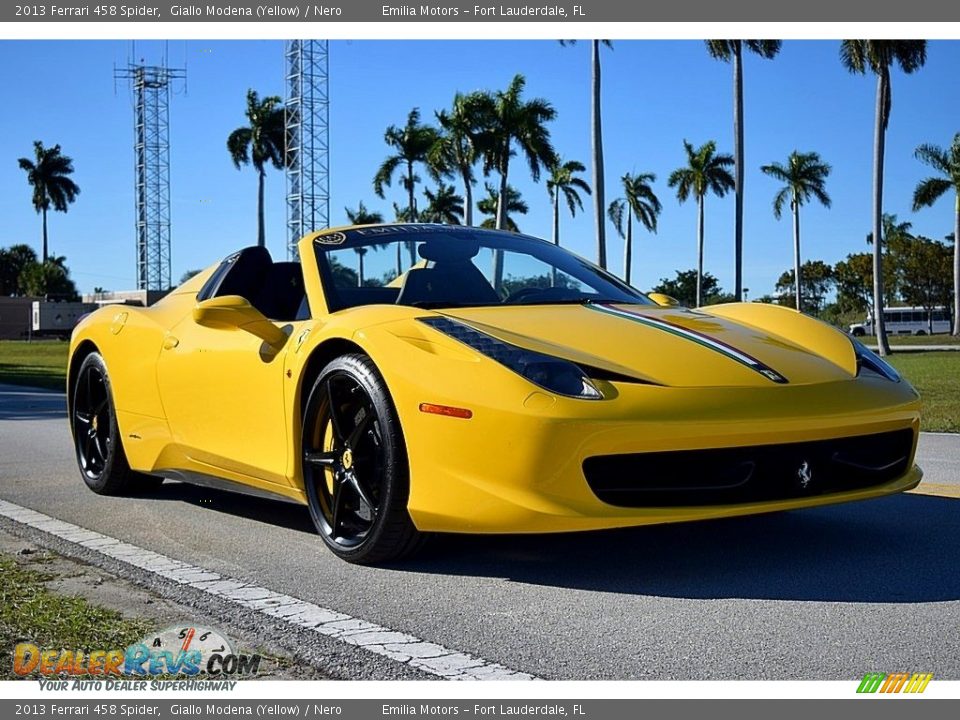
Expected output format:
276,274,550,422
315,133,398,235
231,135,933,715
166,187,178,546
583,428,915,507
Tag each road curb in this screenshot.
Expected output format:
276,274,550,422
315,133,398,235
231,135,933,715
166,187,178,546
0,499,536,682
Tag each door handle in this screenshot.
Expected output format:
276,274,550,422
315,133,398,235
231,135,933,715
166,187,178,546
163,336,179,350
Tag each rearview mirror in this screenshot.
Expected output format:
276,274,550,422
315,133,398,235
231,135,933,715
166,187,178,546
647,292,681,307
193,295,287,348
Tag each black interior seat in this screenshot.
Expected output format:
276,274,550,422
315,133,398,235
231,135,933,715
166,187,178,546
396,262,500,307
199,247,307,322
252,262,307,321
211,246,273,301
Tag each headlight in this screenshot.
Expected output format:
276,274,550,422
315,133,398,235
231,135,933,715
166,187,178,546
851,337,901,382
418,316,603,400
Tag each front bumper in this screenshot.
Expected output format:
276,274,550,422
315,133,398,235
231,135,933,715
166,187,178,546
398,375,922,534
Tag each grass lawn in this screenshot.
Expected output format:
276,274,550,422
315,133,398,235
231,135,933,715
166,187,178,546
886,334,960,346
0,340,69,391
887,352,960,433
0,339,957,433
0,554,153,680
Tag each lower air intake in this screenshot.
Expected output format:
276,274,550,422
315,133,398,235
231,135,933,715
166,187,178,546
583,428,915,507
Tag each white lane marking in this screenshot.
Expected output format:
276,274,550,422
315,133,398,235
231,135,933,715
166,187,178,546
0,499,535,681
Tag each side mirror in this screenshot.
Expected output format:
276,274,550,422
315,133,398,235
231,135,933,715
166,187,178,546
647,292,681,308
193,295,287,348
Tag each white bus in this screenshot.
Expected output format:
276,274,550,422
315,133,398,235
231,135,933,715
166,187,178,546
849,306,952,337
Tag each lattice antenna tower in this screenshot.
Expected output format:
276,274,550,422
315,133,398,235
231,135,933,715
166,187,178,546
115,46,185,290
285,40,330,260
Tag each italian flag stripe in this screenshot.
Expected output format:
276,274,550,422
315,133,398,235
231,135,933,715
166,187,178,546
589,303,788,384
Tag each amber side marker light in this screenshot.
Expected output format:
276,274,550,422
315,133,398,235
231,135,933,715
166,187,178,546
419,403,473,419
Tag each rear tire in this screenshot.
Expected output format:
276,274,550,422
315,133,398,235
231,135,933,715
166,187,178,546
301,353,422,564
71,352,162,495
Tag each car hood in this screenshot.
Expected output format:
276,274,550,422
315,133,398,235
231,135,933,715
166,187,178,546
435,302,857,388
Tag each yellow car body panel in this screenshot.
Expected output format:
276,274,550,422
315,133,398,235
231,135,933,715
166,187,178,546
67,226,923,537
332,316,920,532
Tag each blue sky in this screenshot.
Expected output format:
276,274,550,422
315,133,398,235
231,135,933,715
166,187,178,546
1,39,958,297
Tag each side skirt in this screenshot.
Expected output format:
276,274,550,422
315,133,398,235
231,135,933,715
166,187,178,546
154,469,306,506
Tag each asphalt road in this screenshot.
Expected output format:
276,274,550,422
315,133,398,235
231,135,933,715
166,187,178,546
1,383,958,680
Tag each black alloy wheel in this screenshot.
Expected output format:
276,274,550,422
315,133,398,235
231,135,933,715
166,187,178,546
302,354,421,564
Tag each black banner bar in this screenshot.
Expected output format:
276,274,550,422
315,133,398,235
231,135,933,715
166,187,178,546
1,699,959,719
4,0,960,22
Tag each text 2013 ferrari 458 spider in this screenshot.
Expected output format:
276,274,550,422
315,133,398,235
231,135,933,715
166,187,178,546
68,224,922,563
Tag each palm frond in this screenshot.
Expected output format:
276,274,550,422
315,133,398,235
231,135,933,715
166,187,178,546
840,40,867,73
226,127,252,169
668,169,692,203
705,40,734,61
914,143,951,174
745,40,782,58
562,186,584,217
608,198,626,238
345,201,384,226
373,155,402,198
912,177,952,211
760,161,789,182
771,186,791,219
893,40,927,73
635,202,659,233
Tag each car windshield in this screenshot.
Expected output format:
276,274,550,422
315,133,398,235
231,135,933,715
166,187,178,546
313,224,652,312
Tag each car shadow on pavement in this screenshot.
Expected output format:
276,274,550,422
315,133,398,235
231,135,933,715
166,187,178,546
400,493,960,603
135,481,317,534
143,478,960,604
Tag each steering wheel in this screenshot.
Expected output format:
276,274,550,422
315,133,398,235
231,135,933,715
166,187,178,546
503,287,544,304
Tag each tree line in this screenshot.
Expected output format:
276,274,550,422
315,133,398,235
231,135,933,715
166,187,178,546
11,41,960,349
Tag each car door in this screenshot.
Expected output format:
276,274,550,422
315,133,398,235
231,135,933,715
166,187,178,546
156,317,291,487
155,248,294,488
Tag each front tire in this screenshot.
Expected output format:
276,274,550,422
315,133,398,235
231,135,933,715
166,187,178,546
71,352,161,495
301,354,422,564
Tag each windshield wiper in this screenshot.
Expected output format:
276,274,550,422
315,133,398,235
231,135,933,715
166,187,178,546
406,300,498,309
508,297,641,306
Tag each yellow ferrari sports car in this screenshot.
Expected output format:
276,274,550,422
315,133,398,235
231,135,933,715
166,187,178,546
68,224,922,564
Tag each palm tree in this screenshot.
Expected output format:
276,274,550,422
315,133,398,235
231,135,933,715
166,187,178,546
608,172,661,286
546,159,591,248
867,213,914,306
841,40,927,356
561,40,612,268
17,141,81,263
345,202,385,287
374,108,439,224
345,201,383,227
705,40,782,302
421,183,464,225
227,90,285,248
478,184,528,233
760,151,832,312
391,203,414,223
431,92,492,227
481,74,557,232
480,74,556,287
386,202,418,274
668,141,735,307
912,134,960,336
867,213,914,248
